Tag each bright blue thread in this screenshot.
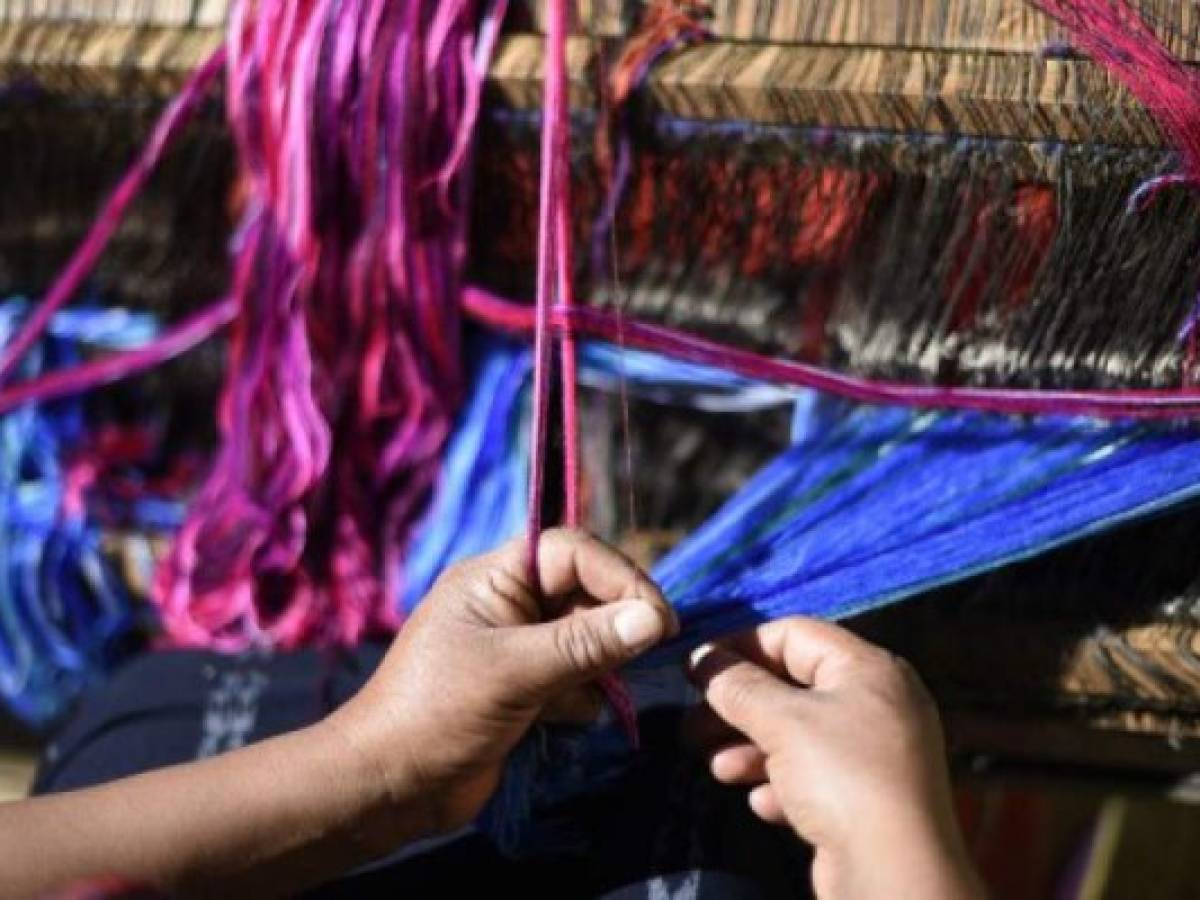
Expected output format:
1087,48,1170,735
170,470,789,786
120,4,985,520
0,299,174,727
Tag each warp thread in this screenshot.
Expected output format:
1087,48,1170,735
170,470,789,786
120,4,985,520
649,402,1200,660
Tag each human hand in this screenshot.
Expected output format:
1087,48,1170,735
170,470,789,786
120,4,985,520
687,617,984,900
326,528,678,846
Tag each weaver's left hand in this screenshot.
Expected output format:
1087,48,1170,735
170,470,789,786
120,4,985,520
327,528,678,842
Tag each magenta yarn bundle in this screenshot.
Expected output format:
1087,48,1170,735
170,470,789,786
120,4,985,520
154,0,486,650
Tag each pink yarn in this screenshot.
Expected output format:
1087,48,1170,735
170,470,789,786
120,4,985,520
464,286,1200,420
527,0,577,579
0,298,236,415
1034,0,1200,186
529,0,639,745
0,49,226,386
155,0,485,650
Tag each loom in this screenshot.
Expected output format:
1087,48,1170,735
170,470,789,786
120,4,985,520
2,0,1200,796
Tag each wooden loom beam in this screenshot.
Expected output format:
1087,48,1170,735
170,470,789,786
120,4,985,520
490,34,1166,146
522,0,1200,60
0,19,1169,148
10,0,1200,61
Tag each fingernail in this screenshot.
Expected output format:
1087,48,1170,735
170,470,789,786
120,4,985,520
613,602,664,651
688,643,716,670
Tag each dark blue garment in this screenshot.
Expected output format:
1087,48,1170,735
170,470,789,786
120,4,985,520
35,648,812,898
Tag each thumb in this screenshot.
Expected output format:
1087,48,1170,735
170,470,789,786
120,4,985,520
688,644,799,751
503,599,670,696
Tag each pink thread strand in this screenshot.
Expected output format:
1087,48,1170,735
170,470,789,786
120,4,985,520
0,298,237,414
0,48,227,386
551,0,581,530
463,286,1200,420
526,0,571,582
18,259,1200,474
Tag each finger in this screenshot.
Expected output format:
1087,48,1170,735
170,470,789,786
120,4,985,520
723,616,889,688
502,597,673,695
503,529,678,635
687,644,799,751
710,743,767,785
682,705,745,754
748,784,787,825
541,686,604,725
436,549,542,625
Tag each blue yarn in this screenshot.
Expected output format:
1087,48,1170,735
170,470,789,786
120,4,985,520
414,339,1200,665
579,343,796,412
647,402,1200,662
0,298,171,727
406,336,1200,847
0,299,158,350
402,337,533,612
402,335,796,614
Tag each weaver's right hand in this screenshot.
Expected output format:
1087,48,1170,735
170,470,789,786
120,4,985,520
686,617,985,900
327,528,677,845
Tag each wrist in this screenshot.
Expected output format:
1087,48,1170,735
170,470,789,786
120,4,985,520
310,712,438,859
817,807,982,900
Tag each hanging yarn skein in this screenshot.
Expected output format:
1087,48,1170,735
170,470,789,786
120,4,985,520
154,0,491,650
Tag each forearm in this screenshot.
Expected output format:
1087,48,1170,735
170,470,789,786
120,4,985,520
0,720,426,898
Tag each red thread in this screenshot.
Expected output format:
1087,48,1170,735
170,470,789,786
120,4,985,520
594,0,710,190
948,185,1058,331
